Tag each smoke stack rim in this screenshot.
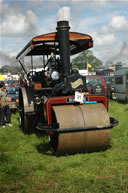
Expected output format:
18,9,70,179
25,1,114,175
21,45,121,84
56,20,70,31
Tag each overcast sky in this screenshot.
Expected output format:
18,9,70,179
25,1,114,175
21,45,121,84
0,0,128,67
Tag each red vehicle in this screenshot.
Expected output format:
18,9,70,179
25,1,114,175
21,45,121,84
86,75,107,96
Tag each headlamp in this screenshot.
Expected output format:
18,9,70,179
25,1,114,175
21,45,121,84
51,71,60,80
35,97,41,105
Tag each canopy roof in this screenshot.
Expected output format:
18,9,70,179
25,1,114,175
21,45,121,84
16,32,93,61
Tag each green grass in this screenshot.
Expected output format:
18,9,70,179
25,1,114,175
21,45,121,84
0,100,128,193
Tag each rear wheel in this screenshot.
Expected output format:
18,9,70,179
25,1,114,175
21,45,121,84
19,87,38,134
92,83,104,95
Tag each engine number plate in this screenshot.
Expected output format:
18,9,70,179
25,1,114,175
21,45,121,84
75,91,84,103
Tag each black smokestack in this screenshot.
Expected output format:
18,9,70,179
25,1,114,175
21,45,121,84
56,21,70,77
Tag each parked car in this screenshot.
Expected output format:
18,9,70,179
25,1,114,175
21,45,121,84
4,80,19,87
86,75,107,96
103,76,117,99
114,67,128,103
7,86,19,112
9,80,19,87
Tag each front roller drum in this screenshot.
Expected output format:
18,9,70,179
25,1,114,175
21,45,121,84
50,103,111,155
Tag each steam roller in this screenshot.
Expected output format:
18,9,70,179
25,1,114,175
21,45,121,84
16,20,118,155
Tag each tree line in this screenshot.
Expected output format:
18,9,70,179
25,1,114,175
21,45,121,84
0,50,125,74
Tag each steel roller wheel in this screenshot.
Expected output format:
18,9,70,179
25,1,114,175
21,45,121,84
20,111,37,134
19,87,37,134
50,103,111,155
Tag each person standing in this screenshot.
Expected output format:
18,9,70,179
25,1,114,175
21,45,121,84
0,81,12,127
18,72,27,87
0,99,2,126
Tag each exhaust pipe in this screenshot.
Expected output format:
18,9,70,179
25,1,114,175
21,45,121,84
56,21,71,77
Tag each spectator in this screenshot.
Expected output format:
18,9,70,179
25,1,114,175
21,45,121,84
0,81,12,127
18,72,27,87
0,100,2,126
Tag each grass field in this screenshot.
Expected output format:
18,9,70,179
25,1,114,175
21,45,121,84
0,100,128,193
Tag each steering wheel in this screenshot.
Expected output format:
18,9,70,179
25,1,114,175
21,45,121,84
27,71,36,81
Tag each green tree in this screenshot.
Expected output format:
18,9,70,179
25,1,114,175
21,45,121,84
72,50,103,70
0,65,22,74
115,61,123,66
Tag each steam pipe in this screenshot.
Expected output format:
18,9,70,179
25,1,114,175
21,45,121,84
56,21,70,77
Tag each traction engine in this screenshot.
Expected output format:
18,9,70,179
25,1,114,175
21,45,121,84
16,21,118,155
